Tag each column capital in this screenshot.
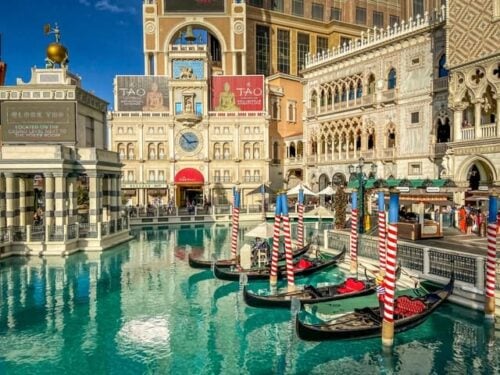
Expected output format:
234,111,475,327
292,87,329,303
87,172,104,178
3,173,15,178
52,172,69,178
44,173,54,178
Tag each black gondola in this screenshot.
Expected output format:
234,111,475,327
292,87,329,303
213,248,346,281
243,276,376,308
188,243,311,269
296,274,454,341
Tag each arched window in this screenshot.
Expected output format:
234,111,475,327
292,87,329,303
244,143,251,159
253,143,260,159
223,143,231,159
289,142,296,158
310,91,317,108
327,89,332,105
117,143,125,160
356,81,363,98
127,143,135,160
341,85,347,101
158,144,165,159
387,131,395,148
213,142,221,160
348,83,355,100
468,165,480,190
388,68,397,90
334,88,340,103
297,141,303,158
320,91,326,107
148,144,156,160
367,74,376,94
368,133,375,149
437,118,450,143
273,141,279,160
438,55,448,78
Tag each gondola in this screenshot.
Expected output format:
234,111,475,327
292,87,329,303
188,243,311,269
296,274,454,341
213,247,346,282
243,274,376,308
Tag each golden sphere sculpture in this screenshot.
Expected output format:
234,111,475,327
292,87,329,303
46,42,68,64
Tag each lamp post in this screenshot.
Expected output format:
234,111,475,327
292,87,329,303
348,157,377,234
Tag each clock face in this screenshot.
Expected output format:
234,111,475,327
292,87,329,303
179,131,200,152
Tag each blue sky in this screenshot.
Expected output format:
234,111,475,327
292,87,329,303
1,0,144,108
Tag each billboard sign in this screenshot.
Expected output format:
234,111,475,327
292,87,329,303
211,75,264,112
116,76,169,112
1,101,76,143
165,0,225,13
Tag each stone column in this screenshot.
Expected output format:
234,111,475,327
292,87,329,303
54,172,67,227
101,175,110,223
110,175,120,223
452,106,463,141
0,174,5,230
44,173,55,227
138,124,144,160
495,96,500,136
264,123,270,159
168,123,175,159
18,176,27,226
474,99,483,138
67,175,78,225
88,173,102,224
24,176,34,225
5,174,19,228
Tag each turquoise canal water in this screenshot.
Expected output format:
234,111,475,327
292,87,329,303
0,222,499,374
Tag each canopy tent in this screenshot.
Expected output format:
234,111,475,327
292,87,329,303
246,184,275,195
286,184,317,196
306,205,334,219
244,222,283,239
318,185,336,195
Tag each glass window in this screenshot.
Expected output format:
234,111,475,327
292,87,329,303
287,101,296,122
411,112,420,124
312,3,324,21
330,7,341,21
247,0,263,7
317,36,328,54
272,0,283,12
277,29,290,74
388,68,397,89
256,25,270,76
292,0,304,17
297,33,309,71
356,7,366,25
389,15,400,26
413,0,424,17
373,11,383,28
438,55,448,78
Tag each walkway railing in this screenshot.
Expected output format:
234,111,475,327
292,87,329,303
326,230,500,291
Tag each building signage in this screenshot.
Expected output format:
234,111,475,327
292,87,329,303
211,75,264,112
426,187,440,193
1,101,76,143
396,186,410,192
164,0,225,13
478,186,489,191
115,76,169,112
121,182,168,189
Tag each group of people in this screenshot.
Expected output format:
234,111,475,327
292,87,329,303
251,237,271,266
33,208,44,225
456,205,487,236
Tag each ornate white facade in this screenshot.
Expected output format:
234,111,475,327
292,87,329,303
301,9,448,190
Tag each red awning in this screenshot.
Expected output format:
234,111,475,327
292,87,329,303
174,168,204,185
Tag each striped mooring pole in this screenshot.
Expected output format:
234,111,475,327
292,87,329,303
350,191,358,274
281,194,295,291
382,190,399,348
297,188,305,247
230,189,240,262
485,193,497,320
378,191,387,276
270,193,282,286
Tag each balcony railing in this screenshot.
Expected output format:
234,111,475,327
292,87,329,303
213,176,232,183
243,176,262,183
461,127,475,140
481,123,497,138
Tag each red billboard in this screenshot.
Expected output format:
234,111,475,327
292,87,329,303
211,75,264,112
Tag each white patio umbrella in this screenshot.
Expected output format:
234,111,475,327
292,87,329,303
318,185,336,195
244,222,283,239
307,205,334,219
286,184,317,196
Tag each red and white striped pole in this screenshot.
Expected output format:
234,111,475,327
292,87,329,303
297,188,305,247
485,193,498,320
350,191,358,274
270,194,282,286
382,189,399,348
378,191,387,276
230,189,240,262
281,194,295,291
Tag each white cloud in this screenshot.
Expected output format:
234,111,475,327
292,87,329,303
79,0,91,5
95,0,136,14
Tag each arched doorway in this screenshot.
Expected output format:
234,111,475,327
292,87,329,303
318,173,330,191
468,165,481,191
174,168,205,207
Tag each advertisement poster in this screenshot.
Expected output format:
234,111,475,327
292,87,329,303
116,76,169,112
1,101,76,143
165,0,225,13
211,75,264,112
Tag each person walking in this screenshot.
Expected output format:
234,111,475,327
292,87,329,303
458,206,467,233
376,274,386,317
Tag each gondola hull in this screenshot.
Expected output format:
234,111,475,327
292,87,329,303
296,275,454,341
188,244,310,269
213,248,346,282
243,280,376,308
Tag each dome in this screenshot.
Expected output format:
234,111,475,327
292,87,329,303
46,42,68,64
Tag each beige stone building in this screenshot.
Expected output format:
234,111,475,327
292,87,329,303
301,7,448,191
445,0,500,199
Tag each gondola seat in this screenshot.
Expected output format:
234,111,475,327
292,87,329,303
336,278,366,294
394,296,426,317
293,258,314,271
